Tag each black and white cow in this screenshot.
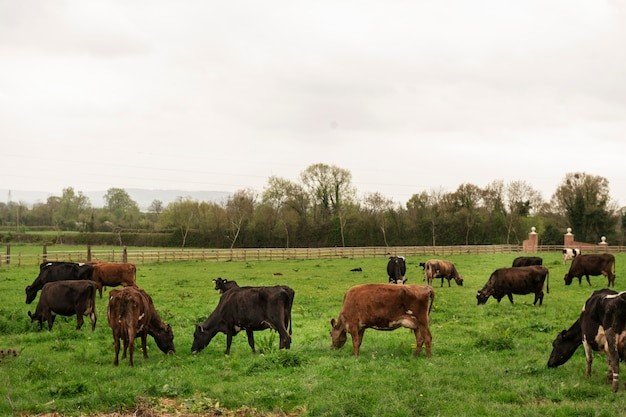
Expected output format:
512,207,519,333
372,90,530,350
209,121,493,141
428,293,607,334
547,289,626,392
25,262,93,304
387,256,407,284
562,248,581,263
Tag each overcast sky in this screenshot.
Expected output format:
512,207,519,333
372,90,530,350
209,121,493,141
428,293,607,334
1,0,625,207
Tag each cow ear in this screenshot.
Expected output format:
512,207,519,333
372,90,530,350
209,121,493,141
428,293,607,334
27,311,32,319
330,318,336,328
196,325,204,333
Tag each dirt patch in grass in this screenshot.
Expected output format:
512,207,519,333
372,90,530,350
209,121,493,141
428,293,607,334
33,398,303,417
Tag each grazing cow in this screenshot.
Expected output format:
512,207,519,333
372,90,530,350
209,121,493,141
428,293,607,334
330,284,434,357
476,265,549,305
28,280,97,331
547,289,626,392
25,262,93,304
563,248,581,263
512,256,543,267
107,286,175,366
91,262,137,298
564,254,616,287
387,256,407,284
418,262,426,270
350,267,363,272
425,259,464,287
192,284,295,354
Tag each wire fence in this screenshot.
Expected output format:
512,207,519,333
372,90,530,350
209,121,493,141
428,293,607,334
2,244,624,268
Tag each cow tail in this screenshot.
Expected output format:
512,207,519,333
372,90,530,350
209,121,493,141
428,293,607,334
546,269,550,294
88,283,97,313
428,288,435,316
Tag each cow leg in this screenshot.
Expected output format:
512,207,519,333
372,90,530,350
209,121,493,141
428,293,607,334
448,278,451,287
507,293,514,304
90,312,97,331
141,331,148,358
113,331,120,366
122,337,128,359
605,330,620,392
47,312,56,331
277,323,291,350
225,333,233,355
246,329,256,353
351,329,364,356
583,336,593,377
585,275,591,286
534,291,544,306
419,324,432,357
127,328,135,366
413,328,424,356
76,311,84,330
98,283,103,298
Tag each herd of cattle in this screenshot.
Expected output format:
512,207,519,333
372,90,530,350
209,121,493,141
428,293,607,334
19,249,625,392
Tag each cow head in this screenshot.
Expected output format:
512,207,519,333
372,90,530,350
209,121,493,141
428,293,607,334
191,324,211,354
25,285,37,304
27,310,40,322
213,277,228,293
388,256,406,284
563,273,573,285
330,318,347,349
418,262,426,270
547,328,579,368
454,276,464,286
152,323,175,354
476,289,490,305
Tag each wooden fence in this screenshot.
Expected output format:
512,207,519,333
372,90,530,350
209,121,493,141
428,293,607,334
2,244,625,268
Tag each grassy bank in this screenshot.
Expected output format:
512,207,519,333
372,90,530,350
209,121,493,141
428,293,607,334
1,253,625,416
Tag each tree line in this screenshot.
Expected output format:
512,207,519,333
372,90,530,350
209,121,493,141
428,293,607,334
1,165,624,248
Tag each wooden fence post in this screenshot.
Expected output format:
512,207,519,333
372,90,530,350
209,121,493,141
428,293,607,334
6,244,10,265
87,245,92,262
123,246,128,263
43,244,47,263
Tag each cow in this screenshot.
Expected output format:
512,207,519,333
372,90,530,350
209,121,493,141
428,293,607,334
107,286,175,366
25,262,93,304
564,254,616,287
563,248,581,263
28,280,98,331
512,256,543,267
476,265,549,306
91,262,137,298
330,284,434,357
387,256,407,284
418,262,426,270
192,284,294,355
424,259,463,287
547,289,626,392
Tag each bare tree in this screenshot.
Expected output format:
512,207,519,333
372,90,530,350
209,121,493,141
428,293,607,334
364,192,394,247
226,189,255,249
505,180,543,244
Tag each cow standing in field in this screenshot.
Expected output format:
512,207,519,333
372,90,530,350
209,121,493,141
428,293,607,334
476,265,549,306
91,262,137,298
25,262,93,304
387,256,407,284
564,254,615,287
512,256,543,267
192,284,294,354
563,248,581,263
107,286,175,366
425,259,463,287
547,289,626,392
28,280,98,331
330,284,434,357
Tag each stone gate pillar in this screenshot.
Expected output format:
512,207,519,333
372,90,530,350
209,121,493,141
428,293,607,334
523,227,538,252
564,227,574,247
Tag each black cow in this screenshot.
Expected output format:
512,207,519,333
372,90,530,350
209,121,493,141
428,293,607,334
192,284,294,354
547,289,626,392
476,265,549,306
25,262,93,304
512,256,543,267
564,254,616,286
28,280,98,331
387,256,407,284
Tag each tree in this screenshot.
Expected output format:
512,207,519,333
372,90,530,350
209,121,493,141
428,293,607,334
226,189,255,249
103,188,140,229
364,192,394,247
262,177,308,248
504,181,543,244
148,200,164,215
552,172,617,242
53,187,91,231
159,198,199,247
451,183,482,245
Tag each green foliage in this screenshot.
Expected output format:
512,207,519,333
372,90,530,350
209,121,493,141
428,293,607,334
2,254,626,416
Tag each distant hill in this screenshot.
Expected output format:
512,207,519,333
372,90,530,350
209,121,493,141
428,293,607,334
1,188,232,211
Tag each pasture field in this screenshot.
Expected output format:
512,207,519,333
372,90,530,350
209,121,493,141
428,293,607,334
1,253,626,417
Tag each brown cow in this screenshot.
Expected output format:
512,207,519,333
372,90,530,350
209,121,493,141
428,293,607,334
425,259,463,287
330,284,434,357
91,262,137,298
107,286,174,366
28,280,98,331
564,254,615,287
477,265,549,305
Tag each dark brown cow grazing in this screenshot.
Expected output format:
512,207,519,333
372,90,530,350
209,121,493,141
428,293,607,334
330,284,434,357
107,286,174,366
564,254,615,287
25,262,93,304
512,256,543,267
477,266,549,305
91,262,137,298
425,259,463,287
28,280,97,331
547,289,626,392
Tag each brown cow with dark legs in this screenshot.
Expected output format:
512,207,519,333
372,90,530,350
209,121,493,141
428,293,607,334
425,259,463,287
28,280,98,331
548,289,626,392
107,287,174,366
330,284,434,357
91,262,137,298
564,254,616,287
512,256,543,267
477,265,549,306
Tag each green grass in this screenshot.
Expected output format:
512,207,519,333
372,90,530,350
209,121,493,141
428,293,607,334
1,253,626,416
